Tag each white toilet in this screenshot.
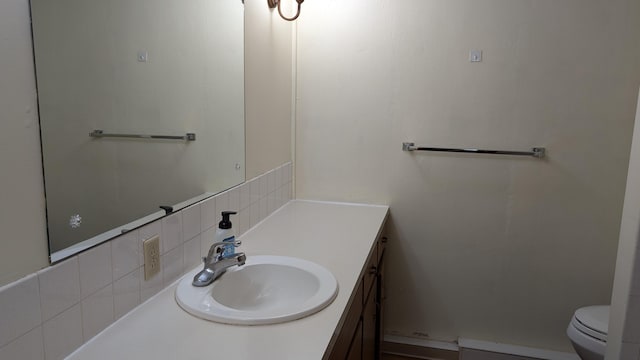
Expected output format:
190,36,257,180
567,305,609,360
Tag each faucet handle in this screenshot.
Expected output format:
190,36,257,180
211,240,242,254
206,240,242,261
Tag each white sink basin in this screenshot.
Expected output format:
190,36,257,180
175,255,339,325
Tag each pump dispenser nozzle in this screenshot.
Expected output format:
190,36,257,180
219,211,237,229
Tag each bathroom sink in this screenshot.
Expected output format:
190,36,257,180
175,255,339,325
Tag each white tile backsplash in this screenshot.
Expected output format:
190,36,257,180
276,187,285,209
111,230,139,281
161,213,183,254
234,211,244,238
78,242,112,299
181,204,201,243
239,208,250,235
267,170,277,193
200,227,216,258
259,174,268,199
81,284,114,341
228,187,240,212
162,245,184,286
0,274,41,347
214,192,230,223
200,196,217,231
259,197,268,223
250,201,260,228
113,269,140,319
0,326,44,360
140,265,163,303
286,182,293,201
239,182,251,210
38,257,81,322
183,234,202,270
138,219,161,242
42,304,83,360
267,192,277,214
250,177,261,204
284,163,292,185
111,230,140,281
0,162,292,359
275,166,283,189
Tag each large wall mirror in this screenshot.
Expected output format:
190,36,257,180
31,0,245,262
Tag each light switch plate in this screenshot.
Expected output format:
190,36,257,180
143,235,160,280
137,50,148,62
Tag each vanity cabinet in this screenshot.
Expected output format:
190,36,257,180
346,321,363,360
362,286,377,360
327,234,386,360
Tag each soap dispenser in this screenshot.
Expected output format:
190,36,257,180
215,211,237,257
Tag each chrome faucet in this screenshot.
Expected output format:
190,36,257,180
192,240,246,287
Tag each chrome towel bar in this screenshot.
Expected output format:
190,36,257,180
90,130,196,141
402,142,545,158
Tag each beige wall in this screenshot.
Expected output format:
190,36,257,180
296,0,640,352
0,0,49,286
0,0,292,286
245,1,293,179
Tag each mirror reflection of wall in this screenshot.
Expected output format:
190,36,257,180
31,0,245,259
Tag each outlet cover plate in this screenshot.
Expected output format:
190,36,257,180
143,235,161,280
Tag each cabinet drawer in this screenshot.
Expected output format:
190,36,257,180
346,320,363,360
362,285,377,360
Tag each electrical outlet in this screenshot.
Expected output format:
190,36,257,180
143,235,160,280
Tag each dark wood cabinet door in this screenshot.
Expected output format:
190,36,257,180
346,320,363,360
363,283,377,360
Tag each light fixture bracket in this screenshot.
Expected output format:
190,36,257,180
268,0,304,21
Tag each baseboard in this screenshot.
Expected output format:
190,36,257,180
382,335,580,360
458,338,580,360
382,335,459,360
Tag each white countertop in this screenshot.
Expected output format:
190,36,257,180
68,200,388,360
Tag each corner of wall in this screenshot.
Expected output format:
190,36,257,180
0,0,50,287
607,88,640,360
244,0,294,179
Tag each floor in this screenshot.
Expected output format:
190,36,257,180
382,354,420,360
